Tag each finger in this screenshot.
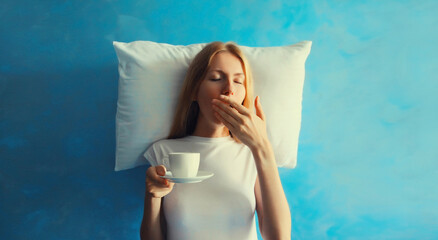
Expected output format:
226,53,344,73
146,165,167,185
216,95,251,116
160,181,174,192
213,109,237,134
212,104,239,129
255,96,266,121
155,165,169,185
212,101,242,124
155,165,167,176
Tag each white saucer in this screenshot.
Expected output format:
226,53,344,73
160,170,214,183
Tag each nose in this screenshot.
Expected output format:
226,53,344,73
222,79,235,96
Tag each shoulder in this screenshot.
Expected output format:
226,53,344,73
146,138,177,154
144,137,195,166
148,137,190,149
145,137,191,157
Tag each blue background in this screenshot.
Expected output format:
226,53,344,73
1,0,438,239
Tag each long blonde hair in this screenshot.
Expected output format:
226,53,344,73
167,41,254,143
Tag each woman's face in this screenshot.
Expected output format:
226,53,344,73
195,51,246,127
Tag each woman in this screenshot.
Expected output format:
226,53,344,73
140,41,291,240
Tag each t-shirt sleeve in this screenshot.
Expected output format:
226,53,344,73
143,144,159,167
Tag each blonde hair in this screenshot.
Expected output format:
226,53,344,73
167,41,254,143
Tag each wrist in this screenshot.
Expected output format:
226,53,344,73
145,191,163,200
250,139,275,161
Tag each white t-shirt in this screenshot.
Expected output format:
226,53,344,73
144,135,258,240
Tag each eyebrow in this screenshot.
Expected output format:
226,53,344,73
210,69,245,76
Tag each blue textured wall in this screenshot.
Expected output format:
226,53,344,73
1,0,438,239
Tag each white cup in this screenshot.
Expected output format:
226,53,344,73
168,152,200,178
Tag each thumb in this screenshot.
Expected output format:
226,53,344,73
255,96,266,120
155,165,167,176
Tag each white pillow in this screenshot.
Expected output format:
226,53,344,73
113,40,312,171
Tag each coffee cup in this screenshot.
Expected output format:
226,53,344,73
168,152,200,178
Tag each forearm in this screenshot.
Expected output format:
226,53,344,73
140,192,164,240
251,141,291,239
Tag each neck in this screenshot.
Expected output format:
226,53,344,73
192,115,230,138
